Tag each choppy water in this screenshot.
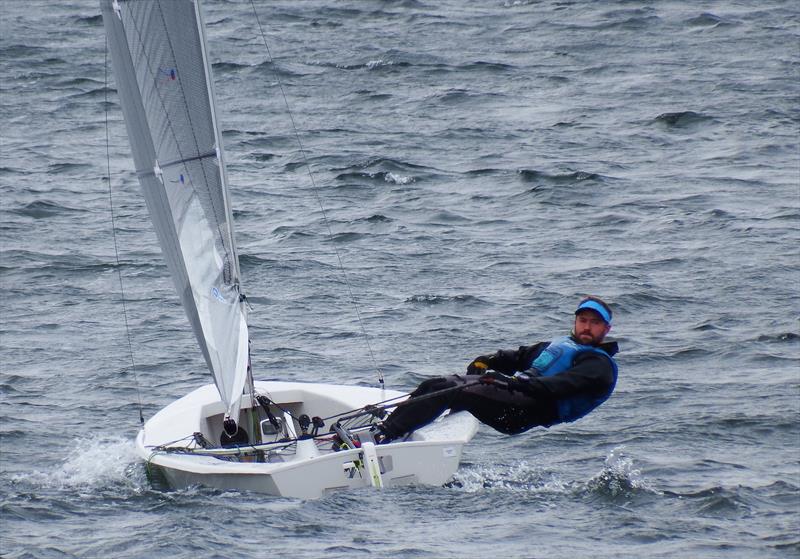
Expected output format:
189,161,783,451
1,1,799,557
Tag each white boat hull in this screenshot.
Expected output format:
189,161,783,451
136,381,478,499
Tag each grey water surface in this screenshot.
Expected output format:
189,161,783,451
1,1,798,557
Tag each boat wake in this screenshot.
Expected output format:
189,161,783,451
12,435,144,491
584,446,660,499
449,446,657,499
448,461,569,494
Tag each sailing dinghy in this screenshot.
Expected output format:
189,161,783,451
101,0,477,498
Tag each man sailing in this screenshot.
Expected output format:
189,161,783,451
375,296,618,442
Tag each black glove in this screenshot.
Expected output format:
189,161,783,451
479,371,532,394
466,354,493,375
478,370,511,385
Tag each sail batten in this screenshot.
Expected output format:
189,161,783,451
136,150,219,178
102,0,249,421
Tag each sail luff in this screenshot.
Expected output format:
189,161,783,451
101,0,249,421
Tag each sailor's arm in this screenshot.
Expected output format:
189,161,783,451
467,343,549,375
517,352,615,399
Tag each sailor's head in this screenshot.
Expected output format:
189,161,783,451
573,296,612,346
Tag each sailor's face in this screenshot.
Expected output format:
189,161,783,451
573,310,611,346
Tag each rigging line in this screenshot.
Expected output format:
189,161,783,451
321,379,487,423
248,0,384,388
255,391,297,421
105,34,145,425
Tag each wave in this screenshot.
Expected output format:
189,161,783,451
700,411,798,434
236,132,292,150
663,480,798,522
364,59,407,71
465,167,504,177
405,294,484,305
352,89,393,102
65,87,115,102
517,169,607,184
336,157,429,173
74,14,102,26
0,249,156,275
205,16,234,27
583,446,660,500
248,152,276,162
426,88,496,105
323,59,412,72
685,12,735,29
0,44,47,58
335,170,415,185
671,487,749,517
281,154,334,173
213,59,308,79
598,15,662,31
755,331,799,343
654,111,717,129
11,200,86,218
448,461,569,494
268,226,315,240
212,61,250,73
556,12,661,32
361,214,392,223
615,286,700,309
354,55,516,73
323,231,367,244
47,162,93,175
52,76,103,89
333,157,434,185
9,435,143,492
450,447,659,501
457,61,516,73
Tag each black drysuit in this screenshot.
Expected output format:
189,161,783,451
380,338,618,439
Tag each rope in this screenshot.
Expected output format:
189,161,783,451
104,34,145,425
152,434,307,455
322,378,488,423
247,0,384,389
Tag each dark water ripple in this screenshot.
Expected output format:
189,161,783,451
1,0,799,558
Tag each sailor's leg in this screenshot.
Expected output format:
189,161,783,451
450,383,555,435
379,376,463,440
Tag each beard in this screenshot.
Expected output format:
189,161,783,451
574,330,600,346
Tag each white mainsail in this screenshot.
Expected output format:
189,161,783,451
101,0,249,421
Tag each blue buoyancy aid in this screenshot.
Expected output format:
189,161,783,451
527,335,618,424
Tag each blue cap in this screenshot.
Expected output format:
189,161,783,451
575,299,612,324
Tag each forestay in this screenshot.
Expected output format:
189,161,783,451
101,0,249,421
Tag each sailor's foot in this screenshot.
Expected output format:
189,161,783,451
370,424,393,444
